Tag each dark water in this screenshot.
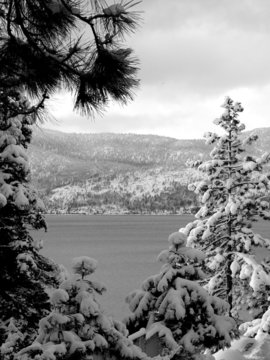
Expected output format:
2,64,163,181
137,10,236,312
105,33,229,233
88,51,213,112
38,215,270,320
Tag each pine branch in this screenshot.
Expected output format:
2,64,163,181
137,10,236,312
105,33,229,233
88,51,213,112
6,0,14,38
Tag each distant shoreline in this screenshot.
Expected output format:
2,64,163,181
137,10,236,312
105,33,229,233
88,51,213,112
44,212,194,216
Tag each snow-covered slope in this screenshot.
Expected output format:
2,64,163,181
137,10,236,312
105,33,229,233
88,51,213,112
28,128,270,214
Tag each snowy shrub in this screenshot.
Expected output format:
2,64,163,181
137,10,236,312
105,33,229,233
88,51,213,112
16,256,148,360
125,232,236,359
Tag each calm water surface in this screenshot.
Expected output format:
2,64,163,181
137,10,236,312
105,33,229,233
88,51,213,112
39,215,270,320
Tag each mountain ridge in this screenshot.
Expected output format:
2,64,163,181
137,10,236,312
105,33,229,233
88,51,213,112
28,127,270,214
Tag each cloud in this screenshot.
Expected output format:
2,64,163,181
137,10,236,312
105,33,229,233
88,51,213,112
132,1,270,94
44,1,270,139
45,83,270,140
140,0,270,34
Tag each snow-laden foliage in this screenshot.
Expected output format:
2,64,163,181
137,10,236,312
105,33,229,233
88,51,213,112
16,256,149,360
0,318,25,359
214,307,270,360
0,90,59,357
182,97,270,322
125,231,236,359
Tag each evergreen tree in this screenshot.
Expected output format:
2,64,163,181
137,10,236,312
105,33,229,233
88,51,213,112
0,0,141,350
125,232,236,360
182,97,270,322
16,256,148,360
0,90,60,349
0,0,141,114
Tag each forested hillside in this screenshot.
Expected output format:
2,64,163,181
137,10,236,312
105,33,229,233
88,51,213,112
28,127,270,214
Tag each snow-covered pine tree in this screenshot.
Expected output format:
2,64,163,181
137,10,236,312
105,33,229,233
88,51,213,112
0,0,141,115
182,97,270,322
125,232,236,360
0,89,59,353
0,0,142,353
16,256,149,360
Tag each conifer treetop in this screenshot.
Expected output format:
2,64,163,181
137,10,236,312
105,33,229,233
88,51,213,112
183,97,270,321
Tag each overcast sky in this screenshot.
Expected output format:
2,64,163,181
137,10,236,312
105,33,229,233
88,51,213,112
44,0,270,139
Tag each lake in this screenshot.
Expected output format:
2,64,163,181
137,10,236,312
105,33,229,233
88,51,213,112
39,215,270,321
